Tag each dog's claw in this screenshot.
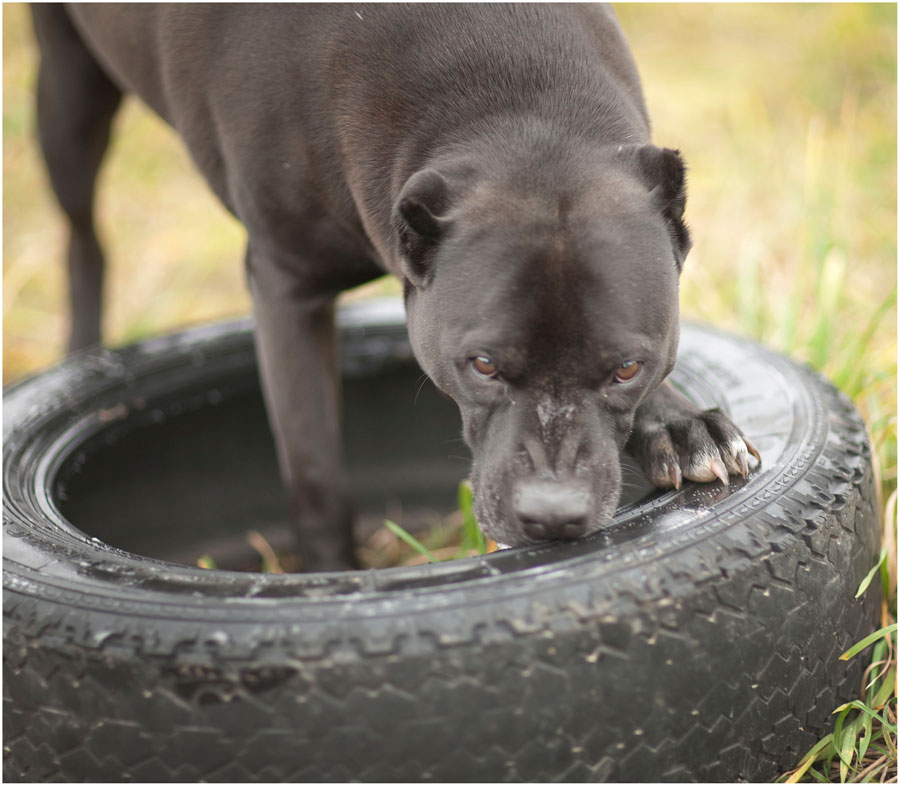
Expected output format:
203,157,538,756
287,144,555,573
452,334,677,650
631,399,757,493
668,460,683,490
737,449,749,479
710,458,729,486
744,437,761,465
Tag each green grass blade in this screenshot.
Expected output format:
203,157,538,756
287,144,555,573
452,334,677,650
809,248,847,370
457,479,487,555
855,548,888,598
737,240,764,337
384,520,439,563
835,700,897,734
787,733,835,783
866,640,889,695
859,711,873,768
880,559,892,609
832,289,897,395
840,624,898,661
833,705,850,764
871,668,896,709
778,287,800,354
838,715,863,781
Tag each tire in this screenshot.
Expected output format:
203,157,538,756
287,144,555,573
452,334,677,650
3,298,881,782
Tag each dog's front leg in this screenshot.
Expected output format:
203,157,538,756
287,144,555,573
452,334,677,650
247,250,357,571
627,380,761,490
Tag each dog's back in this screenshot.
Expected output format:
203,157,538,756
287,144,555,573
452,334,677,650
41,4,651,270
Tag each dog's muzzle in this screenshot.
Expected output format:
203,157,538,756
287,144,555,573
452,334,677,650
512,477,592,540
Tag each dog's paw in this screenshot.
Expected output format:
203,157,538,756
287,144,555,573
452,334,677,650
630,407,761,490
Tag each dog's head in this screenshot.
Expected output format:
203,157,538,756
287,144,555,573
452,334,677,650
393,143,690,546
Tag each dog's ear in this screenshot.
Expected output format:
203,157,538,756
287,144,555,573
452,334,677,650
393,169,450,287
631,145,692,268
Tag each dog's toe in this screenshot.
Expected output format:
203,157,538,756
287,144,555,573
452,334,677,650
632,407,760,491
694,409,760,484
682,450,729,485
649,455,683,490
720,437,750,478
638,428,684,489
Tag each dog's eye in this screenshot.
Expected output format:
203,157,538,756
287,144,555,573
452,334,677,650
614,360,642,383
472,355,499,379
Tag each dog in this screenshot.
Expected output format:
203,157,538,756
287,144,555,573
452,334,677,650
32,3,758,570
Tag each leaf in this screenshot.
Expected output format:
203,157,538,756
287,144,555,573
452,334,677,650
834,699,897,734
866,640,889,694
840,624,898,661
832,289,896,395
859,710,873,767
837,715,861,782
247,530,284,574
871,668,896,711
880,558,892,608
833,705,850,765
855,548,888,598
786,733,835,783
384,520,438,563
809,248,847,369
457,479,487,555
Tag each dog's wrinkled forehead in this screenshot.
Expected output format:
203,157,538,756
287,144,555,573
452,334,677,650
437,189,679,374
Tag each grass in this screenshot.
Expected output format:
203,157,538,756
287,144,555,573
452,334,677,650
3,4,896,781
781,548,897,784
194,481,490,573
383,479,490,565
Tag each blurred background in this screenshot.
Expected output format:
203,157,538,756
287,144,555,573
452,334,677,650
3,5,897,775
3,4,896,494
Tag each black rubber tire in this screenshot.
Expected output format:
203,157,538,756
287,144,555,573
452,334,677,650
3,299,881,783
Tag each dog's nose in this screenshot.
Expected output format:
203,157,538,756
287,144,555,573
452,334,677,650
513,479,591,540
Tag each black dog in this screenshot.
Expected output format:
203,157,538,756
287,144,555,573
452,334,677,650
32,3,757,569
